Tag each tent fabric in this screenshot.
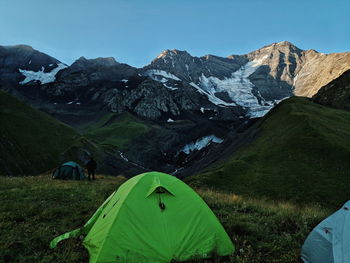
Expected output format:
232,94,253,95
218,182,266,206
52,161,85,180
50,191,116,248
301,200,350,263
50,171,234,263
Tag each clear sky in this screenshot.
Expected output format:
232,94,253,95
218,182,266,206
0,0,349,67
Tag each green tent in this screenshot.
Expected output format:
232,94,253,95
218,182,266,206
52,161,85,180
50,171,234,262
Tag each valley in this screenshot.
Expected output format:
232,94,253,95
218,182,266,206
1,41,350,180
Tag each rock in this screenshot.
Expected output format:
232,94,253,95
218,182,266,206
313,69,350,110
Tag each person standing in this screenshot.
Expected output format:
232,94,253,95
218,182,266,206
86,157,97,180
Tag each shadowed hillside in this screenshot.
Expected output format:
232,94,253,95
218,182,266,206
0,90,79,175
188,97,350,208
313,69,350,110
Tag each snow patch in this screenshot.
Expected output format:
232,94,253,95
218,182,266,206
163,83,178,91
119,151,129,162
144,69,181,82
19,63,67,85
180,135,223,154
274,96,289,105
121,79,128,83
167,118,174,122
200,107,205,113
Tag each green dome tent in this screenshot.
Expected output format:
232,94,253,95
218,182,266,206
50,171,234,262
52,161,85,180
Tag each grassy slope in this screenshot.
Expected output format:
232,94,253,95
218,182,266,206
0,90,79,175
188,97,350,208
0,175,330,263
83,112,149,149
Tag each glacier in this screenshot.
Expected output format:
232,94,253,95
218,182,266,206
143,69,181,82
192,55,277,117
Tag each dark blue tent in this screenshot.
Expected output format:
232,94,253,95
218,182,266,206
52,161,85,180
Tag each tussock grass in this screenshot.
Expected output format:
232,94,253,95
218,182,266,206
191,188,329,263
0,175,331,263
0,175,126,263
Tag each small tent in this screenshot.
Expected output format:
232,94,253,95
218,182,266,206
52,161,85,180
50,171,234,262
301,200,350,263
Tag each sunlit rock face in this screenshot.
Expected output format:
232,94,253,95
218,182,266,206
293,51,350,97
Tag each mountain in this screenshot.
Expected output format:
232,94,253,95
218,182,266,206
1,42,350,176
141,41,350,118
313,69,350,110
141,42,297,118
0,45,66,86
0,87,236,176
187,97,350,208
57,56,137,86
2,42,350,122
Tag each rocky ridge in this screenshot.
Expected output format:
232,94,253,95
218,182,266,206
313,69,350,110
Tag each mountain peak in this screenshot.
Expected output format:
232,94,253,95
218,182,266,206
72,56,119,67
156,49,190,59
76,56,87,61
1,44,36,52
92,57,119,66
267,41,301,51
275,40,295,46
247,41,302,57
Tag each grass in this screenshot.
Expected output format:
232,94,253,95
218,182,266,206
0,90,79,175
0,175,331,263
189,97,350,208
83,112,149,149
0,174,126,263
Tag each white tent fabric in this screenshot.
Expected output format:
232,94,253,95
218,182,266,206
301,200,350,263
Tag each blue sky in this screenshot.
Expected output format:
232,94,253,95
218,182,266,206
0,0,349,67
